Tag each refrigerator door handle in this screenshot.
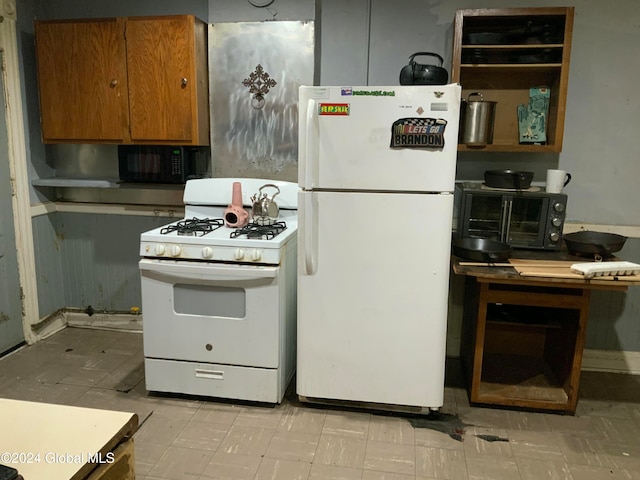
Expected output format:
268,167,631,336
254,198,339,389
304,98,318,188
302,192,317,275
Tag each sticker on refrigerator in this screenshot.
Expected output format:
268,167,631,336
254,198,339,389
390,118,447,149
318,103,350,116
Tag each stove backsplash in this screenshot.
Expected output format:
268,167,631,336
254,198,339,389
208,21,315,182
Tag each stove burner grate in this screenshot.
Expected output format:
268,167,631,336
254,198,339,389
161,218,224,237
230,221,287,240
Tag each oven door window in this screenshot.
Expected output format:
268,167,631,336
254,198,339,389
507,197,547,246
464,193,503,240
174,284,245,318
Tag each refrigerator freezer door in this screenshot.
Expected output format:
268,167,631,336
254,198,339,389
297,190,453,408
299,85,461,192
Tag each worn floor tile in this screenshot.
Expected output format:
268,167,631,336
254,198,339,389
134,413,190,447
415,446,468,479
323,410,371,438
308,463,364,480
368,415,415,445
555,432,616,468
254,457,311,480
172,420,229,451
234,405,285,429
515,457,573,480
463,426,513,458
466,455,521,480
135,442,169,476
567,464,636,480
277,405,327,434
315,434,367,469
264,431,320,463
508,429,563,461
149,445,213,479
362,471,415,480
193,402,242,425
363,440,415,475
217,424,275,456
200,451,262,479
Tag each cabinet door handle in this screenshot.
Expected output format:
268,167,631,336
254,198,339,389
109,79,118,88
181,77,188,88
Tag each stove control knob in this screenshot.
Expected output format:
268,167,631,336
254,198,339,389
170,245,182,257
202,247,213,259
250,249,262,262
553,202,565,213
549,231,560,242
233,248,245,260
155,244,166,256
552,216,563,227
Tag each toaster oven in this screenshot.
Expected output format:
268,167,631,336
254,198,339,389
453,182,568,250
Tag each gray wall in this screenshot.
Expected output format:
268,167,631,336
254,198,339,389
33,213,169,313
17,0,640,354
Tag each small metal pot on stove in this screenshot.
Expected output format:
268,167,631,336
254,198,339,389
251,184,280,226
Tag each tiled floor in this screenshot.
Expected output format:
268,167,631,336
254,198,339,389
1,327,640,479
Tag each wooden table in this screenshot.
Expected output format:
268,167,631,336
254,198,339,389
452,252,635,414
0,399,138,479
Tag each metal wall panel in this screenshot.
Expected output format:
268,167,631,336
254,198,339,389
208,21,314,182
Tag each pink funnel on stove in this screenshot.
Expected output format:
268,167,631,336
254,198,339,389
224,182,249,227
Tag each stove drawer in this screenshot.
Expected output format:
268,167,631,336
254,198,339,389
140,259,284,368
145,358,286,403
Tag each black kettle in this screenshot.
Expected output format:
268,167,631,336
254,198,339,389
399,52,448,86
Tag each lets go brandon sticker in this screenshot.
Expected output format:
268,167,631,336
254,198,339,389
390,117,447,149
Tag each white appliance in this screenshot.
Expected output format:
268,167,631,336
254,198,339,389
139,178,298,403
297,84,461,411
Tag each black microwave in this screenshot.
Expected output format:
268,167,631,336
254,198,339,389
453,182,568,250
118,145,208,184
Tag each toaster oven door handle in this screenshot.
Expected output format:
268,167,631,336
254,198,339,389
503,199,513,242
139,258,278,281
500,199,509,242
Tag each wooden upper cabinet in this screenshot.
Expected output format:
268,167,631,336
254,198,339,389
451,7,574,152
35,18,129,143
35,15,210,145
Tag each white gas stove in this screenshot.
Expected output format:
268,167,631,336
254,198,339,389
139,178,298,404
140,178,298,264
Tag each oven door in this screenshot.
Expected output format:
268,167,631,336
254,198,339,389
139,258,281,368
505,195,549,248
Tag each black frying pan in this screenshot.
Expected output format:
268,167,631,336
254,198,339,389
452,238,512,262
484,170,534,190
563,231,627,258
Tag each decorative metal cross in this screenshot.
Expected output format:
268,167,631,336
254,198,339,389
242,64,277,109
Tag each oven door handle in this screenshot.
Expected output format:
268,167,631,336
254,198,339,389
139,259,277,280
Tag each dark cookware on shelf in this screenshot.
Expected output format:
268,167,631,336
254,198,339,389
563,231,627,259
452,237,512,263
399,52,448,85
484,170,534,190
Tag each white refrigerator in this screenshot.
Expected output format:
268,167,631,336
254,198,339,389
297,84,461,410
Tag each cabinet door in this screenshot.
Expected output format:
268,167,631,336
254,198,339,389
126,16,198,143
35,19,129,143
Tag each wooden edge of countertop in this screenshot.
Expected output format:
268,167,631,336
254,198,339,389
451,256,633,290
73,412,139,480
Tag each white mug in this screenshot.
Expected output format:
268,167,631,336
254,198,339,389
546,169,571,193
